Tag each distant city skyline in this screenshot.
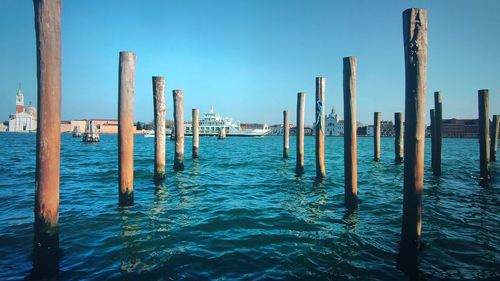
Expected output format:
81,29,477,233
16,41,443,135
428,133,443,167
0,0,499,125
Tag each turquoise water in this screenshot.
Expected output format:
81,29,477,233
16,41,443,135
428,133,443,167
0,133,499,280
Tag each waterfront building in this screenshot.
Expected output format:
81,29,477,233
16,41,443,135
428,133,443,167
325,107,344,136
380,121,395,136
8,84,37,132
366,125,374,136
441,119,478,138
61,119,139,134
269,124,294,135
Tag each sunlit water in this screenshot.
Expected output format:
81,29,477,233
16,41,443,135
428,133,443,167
0,133,499,280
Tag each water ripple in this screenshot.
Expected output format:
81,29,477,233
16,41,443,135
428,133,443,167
0,134,499,280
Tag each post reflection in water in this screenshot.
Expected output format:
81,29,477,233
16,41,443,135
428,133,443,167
396,246,422,281
118,208,142,274
29,229,60,280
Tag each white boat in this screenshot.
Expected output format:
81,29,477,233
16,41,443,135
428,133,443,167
82,120,100,142
184,107,270,137
143,130,155,138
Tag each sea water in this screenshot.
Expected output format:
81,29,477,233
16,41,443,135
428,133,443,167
0,133,499,280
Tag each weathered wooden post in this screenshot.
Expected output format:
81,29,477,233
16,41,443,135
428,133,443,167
434,92,443,175
478,89,490,179
33,0,61,276
395,112,404,164
153,76,166,182
374,112,381,161
283,110,289,158
296,92,305,175
173,90,184,171
315,77,326,178
491,115,499,162
430,109,436,172
118,51,136,206
343,56,358,207
401,8,428,252
192,109,200,158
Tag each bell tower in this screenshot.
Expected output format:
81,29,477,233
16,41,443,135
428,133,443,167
16,83,24,113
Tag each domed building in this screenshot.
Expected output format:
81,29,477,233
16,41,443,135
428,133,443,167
325,107,344,136
8,84,37,132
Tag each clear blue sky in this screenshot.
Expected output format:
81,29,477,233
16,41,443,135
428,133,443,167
0,0,499,125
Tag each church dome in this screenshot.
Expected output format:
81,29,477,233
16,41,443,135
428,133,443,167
26,102,37,116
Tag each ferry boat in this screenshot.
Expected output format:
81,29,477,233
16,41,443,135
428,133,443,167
185,107,270,137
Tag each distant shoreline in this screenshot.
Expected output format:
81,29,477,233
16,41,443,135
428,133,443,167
0,131,481,139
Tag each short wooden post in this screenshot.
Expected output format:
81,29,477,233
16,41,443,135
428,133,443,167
343,56,358,207
315,77,326,178
296,92,305,175
395,112,403,164
192,109,200,158
33,0,61,276
283,110,289,158
478,89,490,179
434,92,442,175
173,90,185,171
491,115,499,162
401,8,428,252
118,51,136,206
374,112,381,161
153,76,166,181
430,109,436,172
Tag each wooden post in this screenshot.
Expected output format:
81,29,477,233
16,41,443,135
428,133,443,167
315,77,326,178
33,0,61,276
173,90,184,171
153,76,166,182
430,109,436,172
478,89,490,179
434,92,442,175
343,56,358,207
374,112,381,161
491,115,499,162
118,51,136,206
283,110,289,158
192,109,199,158
401,8,428,252
395,112,403,164
296,92,305,175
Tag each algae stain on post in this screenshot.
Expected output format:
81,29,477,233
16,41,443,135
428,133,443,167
118,51,136,206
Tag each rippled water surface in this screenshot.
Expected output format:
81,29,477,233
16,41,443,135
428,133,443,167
0,133,499,280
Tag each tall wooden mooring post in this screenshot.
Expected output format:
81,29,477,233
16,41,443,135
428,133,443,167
343,57,358,207
401,8,428,252
33,0,62,276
